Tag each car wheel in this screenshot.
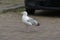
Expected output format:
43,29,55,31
26,9,35,15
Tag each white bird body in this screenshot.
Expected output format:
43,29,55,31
22,11,39,26
22,15,32,25
21,11,40,32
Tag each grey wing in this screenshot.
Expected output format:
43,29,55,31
27,18,39,26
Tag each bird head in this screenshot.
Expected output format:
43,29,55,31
21,11,28,16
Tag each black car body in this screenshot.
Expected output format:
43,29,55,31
25,0,60,14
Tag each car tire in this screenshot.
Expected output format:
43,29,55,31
26,8,35,15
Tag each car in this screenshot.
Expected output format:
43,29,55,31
25,0,60,14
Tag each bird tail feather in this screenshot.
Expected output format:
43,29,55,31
36,23,40,26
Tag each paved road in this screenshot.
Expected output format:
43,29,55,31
0,11,60,40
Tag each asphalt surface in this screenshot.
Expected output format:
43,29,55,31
0,11,60,40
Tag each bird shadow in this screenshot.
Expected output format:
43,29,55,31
30,10,60,18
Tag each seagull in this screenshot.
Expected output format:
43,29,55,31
21,11,40,32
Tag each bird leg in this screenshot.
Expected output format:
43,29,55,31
25,25,30,32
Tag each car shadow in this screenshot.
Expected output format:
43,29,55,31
33,10,60,17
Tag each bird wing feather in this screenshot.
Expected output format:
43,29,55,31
27,17,38,25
